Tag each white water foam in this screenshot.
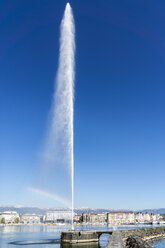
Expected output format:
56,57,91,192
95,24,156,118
43,3,75,229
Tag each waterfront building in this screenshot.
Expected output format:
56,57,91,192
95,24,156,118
135,212,144,223
82,213,90,223
20,214,41,224
151,213,160,224
80,211,161,225
135,212,160,224
82,212,107,224
0,211,20,224
45,210,74,223
74,214,82,223
107,211,135,225
159,214,165,224
144,213,152,222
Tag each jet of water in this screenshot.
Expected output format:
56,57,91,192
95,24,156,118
44,3,75,229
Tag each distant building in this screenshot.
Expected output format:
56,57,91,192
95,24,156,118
151,213,160,224
74,214,82,223
107,211,134,225
159,214,165,224
0,211,20,224
20,214,40,224
82,212,107,224
135,212,160,224
45,211,74,223
106,211,160,225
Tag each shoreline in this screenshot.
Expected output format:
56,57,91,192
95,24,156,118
121,227,165,247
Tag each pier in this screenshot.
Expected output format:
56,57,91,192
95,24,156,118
107,231,124,248
61,230,112,244
61,227,165,247
61,230,125,247
61,230,124,247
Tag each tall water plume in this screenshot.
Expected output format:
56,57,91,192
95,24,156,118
43,3,75,228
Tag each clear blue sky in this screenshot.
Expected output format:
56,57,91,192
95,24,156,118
0,0,165,210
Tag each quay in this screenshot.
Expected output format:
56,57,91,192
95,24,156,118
61,230,124,247
61,226,165,247
61,230,112,244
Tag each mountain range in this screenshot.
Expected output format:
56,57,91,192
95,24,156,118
0,207,165,215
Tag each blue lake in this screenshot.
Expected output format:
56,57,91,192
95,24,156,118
151,239,165,248
0,225,164,248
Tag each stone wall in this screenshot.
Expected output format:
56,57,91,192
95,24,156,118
121,226,165,240
121,227,165,248
125,235,153,248
61,231,99,244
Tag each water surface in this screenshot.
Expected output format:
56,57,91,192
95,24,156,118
151,238,165,248
0,224,164,248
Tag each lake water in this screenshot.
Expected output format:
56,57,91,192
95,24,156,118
151,239,165,248
0,225,110,248
0,224,164,248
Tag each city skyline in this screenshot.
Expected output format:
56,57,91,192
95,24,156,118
0,0,165,209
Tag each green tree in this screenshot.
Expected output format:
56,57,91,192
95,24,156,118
1,218,5,224
14,217,19,224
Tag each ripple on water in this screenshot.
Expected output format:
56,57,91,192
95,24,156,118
9,239,60,245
